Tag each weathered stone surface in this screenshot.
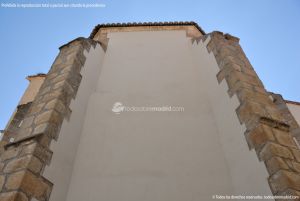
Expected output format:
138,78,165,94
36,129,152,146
50,73,70,85
20,116,34,129
265,157,289,175
269,170,300,193
0,148,19,162
5,170,52,201
236,88,272,105
2,103,32,143
44,98,66,115
16,127,33,141
291,148,300,162
40,88,72,107
36,135,51,148
273,129,298,148
228,80,267,98
0,191,28,201
19,142,36,156
259,117,290,132
0,174,5,190
0,162,4,171
34,110,62,126
259,142,294,161
4,155,43,174
276,189,300,200
237,100,268,124
226,71,263,89
60,62,81,74
28,102,45,115
265,106,287,124
19,143,52,165
5,171,23,190
32,123,59,140
45,72,59,81
270,93,300,139
292,161,300,172
39,86,51,96
216,63,241,83
246,124,275,150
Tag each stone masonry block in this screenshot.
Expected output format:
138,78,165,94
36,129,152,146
246,123,275,150
28,103,46,116
216,63,242,83
269,170,300,194
41,88,72,107
217,56,245,71
44,99,66,116
291,161,300,173
19,143,52,166
291,148,300,162
0,174,5,190
36,135,52,148
273,129,298,148
0,191,28,201
236,100,268,124
4,155,43,174
265,157,289,175
34,110,62,126
235,88,272,106
228,80,267,97
259,142,294,161
0,162,4,171
5,170,52,201
59,61,82,75
226,71,263,89
276,189,300,200
39,86,51,96
16,127,33,141
20,116,35,130
1,147,20,162
259,117,290,132
32,122,60,140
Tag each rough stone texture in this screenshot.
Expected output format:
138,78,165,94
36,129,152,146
0,37,98,200
3,155,43,174
0,191,28,201
259,142,294,161
1,103,32,145
0,175,5,190
265,157,289,175
1,148,19,162
269,170,300,194
291,148,300,162
203,31,300,198
273,129,298,148
271,93,300,143
246,124,275,150
5,170,52,200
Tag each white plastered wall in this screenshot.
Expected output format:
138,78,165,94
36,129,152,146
46,30,273,201
65,30,232,201
44,43,105,201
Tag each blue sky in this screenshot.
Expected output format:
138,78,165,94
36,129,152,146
0,0,299,129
